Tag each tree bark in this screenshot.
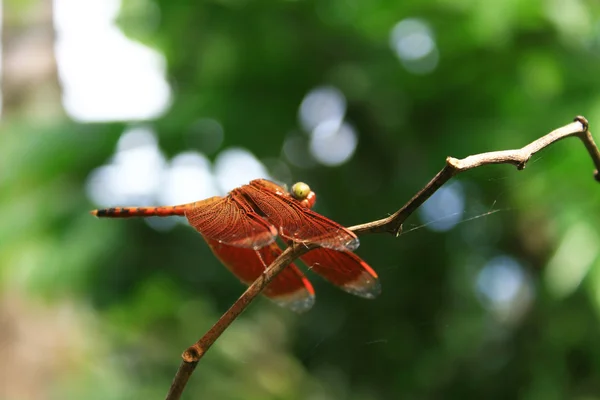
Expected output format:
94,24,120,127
1,0,62,119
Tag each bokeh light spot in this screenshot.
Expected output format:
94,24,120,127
419,182,464,232
298,86,346,133
475,255,534,324
54,0,171,122
214,148,271,193
477,256,524,305
309,121,358,167
390,18,439,75
86,126,166,207
159,152,219,206
545,222,599,298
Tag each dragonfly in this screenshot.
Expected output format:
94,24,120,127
91,179,380,312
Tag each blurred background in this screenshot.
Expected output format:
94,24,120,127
1,0,600,399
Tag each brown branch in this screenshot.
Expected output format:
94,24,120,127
348,116,599,236
166,116,599,400
165,244,315,400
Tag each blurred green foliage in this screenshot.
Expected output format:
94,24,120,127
2,0,600,399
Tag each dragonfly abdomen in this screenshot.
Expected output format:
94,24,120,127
91,205,191,218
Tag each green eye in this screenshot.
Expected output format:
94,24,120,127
291,182,311,200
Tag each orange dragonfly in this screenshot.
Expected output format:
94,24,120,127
91,179,380,312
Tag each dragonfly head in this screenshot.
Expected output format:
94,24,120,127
291,182,316,209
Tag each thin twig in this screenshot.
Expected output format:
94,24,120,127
349,116,599,236
180,245,314,363
166,116,599,400
166,244,316,399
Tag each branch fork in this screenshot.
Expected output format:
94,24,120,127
166,116,599,400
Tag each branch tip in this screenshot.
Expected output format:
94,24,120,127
446,156,459,169
575,115,589,131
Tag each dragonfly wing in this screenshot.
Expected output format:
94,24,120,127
205,238,316,313
301,248,381,299
185,196,277,249
245,181,359,251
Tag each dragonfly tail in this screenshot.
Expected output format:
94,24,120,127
91,204,195,218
